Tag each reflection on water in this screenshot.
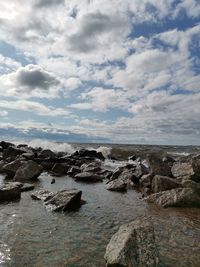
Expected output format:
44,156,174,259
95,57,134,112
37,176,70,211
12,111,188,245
0,173,200,267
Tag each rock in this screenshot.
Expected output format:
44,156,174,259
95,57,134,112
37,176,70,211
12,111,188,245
171,159,200,182
21,183,35,192
22,152,36,160
38,149,56,159
80,161,102,173
51,178,55,184
147,154,172,177
67,166,81,176
14,160,43,181
151,175,180,193
3,146,26,159
0,141,14,150
128,155,137,161
51,163,70,176
2,159,24,178
40,161,55,171
0,183,21,202
104,219,158,267
106,179,127,192
32,189,82,212
72,149,105,160
139,173,153,188
145,188,200,208
75,172,103,183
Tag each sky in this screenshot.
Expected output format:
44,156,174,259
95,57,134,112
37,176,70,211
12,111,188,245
0,0,200,145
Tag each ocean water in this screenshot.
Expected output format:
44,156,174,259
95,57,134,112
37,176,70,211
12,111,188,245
0,142,200,267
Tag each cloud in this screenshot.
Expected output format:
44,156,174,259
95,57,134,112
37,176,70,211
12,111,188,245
0,110,8,117
0,64,62,98
34,0,64,8
0,99,71,117
70,87,129,112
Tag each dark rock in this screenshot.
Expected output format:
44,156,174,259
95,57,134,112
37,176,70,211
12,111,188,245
145,187,200,208
151,175,180,193
139,173,154,188
80,161,102,173
2,159,24,178
38,149,56,159
0,183,21,202
51,178,55,184
31,189,82,212
14,160,43,181
22,152,36,160
0,141,14,150
106,179,127,192
21,183,35,192
72,149,105,160
75,172,103,183
67,166,81,176
128,155,137,161
104,219,159,267
51,163,70,176
3,146,27,159
40,161,55,171
147,154,172,177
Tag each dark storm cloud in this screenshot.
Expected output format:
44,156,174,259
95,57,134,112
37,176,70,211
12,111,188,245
16,65,59,90
34,0,64,8
68,12,128,53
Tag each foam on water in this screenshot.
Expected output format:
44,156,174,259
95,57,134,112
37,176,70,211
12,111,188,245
28,139,75,154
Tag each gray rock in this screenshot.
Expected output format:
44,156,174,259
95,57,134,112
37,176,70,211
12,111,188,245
75,172,103,182
67,166,81,176
151,175,180,193
106,179,127,192
147,154,172,177
2,159,24,178
104,219,159,267
14,160,43,181
0,183,21,202
39,149,56,159
145,188,200,208
51,163,70,176
172,159,200,182
31,189,82,212
3,146,26,159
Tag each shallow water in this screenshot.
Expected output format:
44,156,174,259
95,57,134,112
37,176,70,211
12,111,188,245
0,171,200,267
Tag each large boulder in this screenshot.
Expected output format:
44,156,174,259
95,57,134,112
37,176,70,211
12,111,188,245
80,161,102,173
147,154,172,177
106,178,127,192
151,175,180,193
72,149,105,160
14,160,43,181
75,172,103,182
38,149,56,159
3,146,27,159
2,159,24,178
0,183,21,202
51,163,70,176
104,219,159,267
171,159,200,182
31,189,82,212
0,141,14,150
145,188,200,208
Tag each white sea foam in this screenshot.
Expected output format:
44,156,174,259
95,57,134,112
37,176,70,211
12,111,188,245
28,139,75,154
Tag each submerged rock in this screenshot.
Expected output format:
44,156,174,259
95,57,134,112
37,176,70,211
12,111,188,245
75,172,103,182
31,189,82,212
0,183,21,202
145,187,200,208
104,219,159,267
14,160,43,181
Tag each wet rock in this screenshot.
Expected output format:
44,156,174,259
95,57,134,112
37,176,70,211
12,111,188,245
106,179,127,192
104,218,159,267
151,175,180,193
2,159,24,178
22,152,36,160
31,189,82,212
21,183,35,192
51,178,55,184
139,173,153,188
67,166,81,176
75,172,103,183
14,160,43,181
51,163,70,176
128,155,137,161
40,161,55,171
38,149,56,159
0,183,21,202
145,188,200,208
80,161,102,173
147,154,172,177
0,141,14,150
3,146,27,159
72,149,105,160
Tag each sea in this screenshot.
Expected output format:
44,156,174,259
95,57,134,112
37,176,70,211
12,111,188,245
0,140,200,267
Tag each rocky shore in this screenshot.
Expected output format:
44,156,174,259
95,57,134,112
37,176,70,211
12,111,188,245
0,140,199,266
